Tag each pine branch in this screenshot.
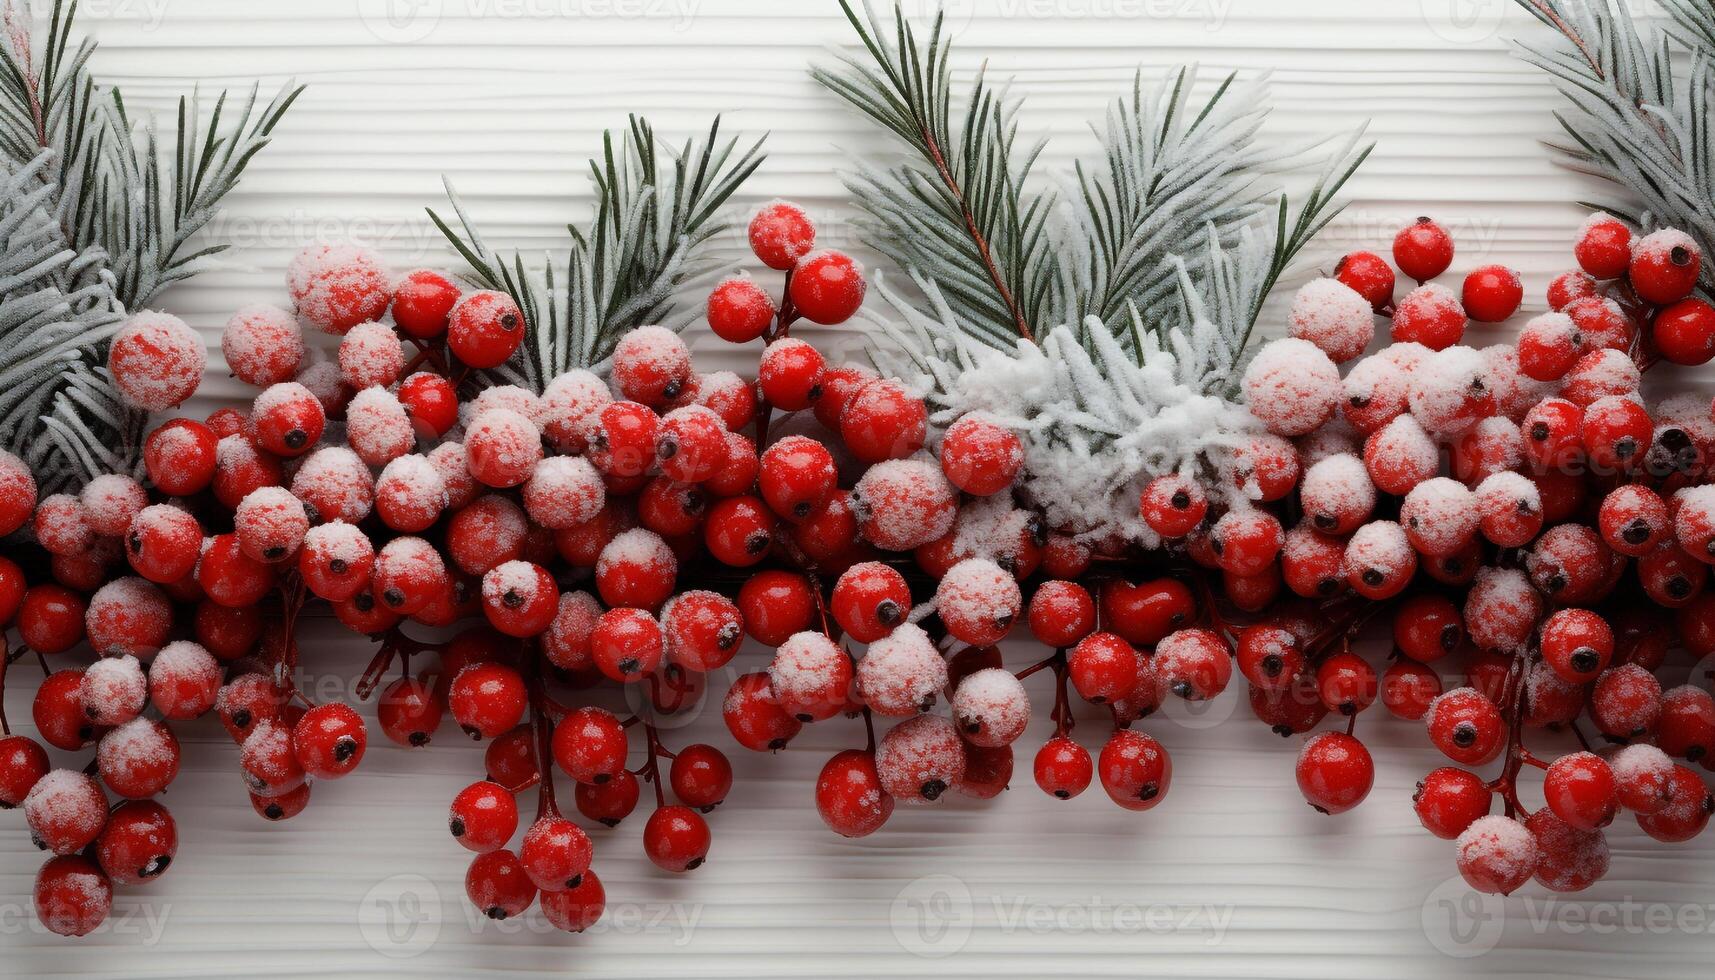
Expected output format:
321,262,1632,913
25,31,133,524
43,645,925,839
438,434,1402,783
814,0,1054,348
431,115,764,391
1511,0,1715,298
0,0,297,488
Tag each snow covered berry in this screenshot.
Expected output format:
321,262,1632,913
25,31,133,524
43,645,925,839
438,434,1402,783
1288,277,1374,363
288,243,392,333
447,290,525,369
108,312,206,411
788,250,866,324
612,326,692,407
1240,338,1339,437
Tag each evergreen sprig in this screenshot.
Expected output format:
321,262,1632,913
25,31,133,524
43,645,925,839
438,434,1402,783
0,0,298,489
819,0,1369,399
1512,0,1715,299
430,115,765,391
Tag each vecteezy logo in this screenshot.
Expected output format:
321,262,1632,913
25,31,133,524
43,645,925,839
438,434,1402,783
1420,0,1507,45
359,874,442,959
890,874,974,958
1421,875,1504,958
357,0,445,44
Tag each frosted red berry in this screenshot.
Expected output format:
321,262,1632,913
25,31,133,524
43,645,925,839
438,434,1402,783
1392,216,1454,282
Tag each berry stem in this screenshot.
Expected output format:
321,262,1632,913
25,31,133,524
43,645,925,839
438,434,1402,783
526,643,560,821
1488,644,1535,819
0,640,10,735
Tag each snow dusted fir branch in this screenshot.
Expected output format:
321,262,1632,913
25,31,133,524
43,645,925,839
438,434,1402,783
817,0,1371,544
1512,0,1715,299
0,0,300,490
430,116,765,391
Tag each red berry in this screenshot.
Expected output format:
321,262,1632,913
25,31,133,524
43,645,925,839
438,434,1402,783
480,560,559,638
611,325,692,406
239,721,305,798
1598,484,1669,556
1413,766,1493,839
1334,250,1395,312
704,495,777,567
540,870,606,933
251,781,311,822
816,749,894,835
1658,685,1715,762
767,632,851,722
1393,593,1463,663
1210,509,1283,576
293,702,367,780
390,269,461,339
1544,751,1618,830
1140,474,1208,539
644,804,711,872
398,371,460,438
197,533,277,609
575,769,640,826
1540,608,1613,684
1636,764,1714,842
1381,659,1442,720
749,202,816,270
34,855,111,937
465,849,537,920
1548,269,1598,310
1067,632,1141,703
737,570,815,646
1575,214,1633,278
788,250,866,324
706,276,776,343
1426,687,1504,765
1315,651,1377,715
125,504,202,584
1628,228,1702,304
669,743,733,811
757,338,825,411
1295,731,1373,815
1392,216,1454,282
251,382,325,457
939,414,1022,496
1391,283,1466,349
142,419,218,496
96,799,176,885
722,671,801,751
661,590,744,672
1456,816,1539,895
1099,578,1195,647
1529,808,1610,892
553,706,629,783
449,663,528,740
1462,264,1522,322
831,561,910,643
378,676,442,747
1096,729,1171,811
1653,297,1715,365
448,290,525,369
759,435,837,521
1580,394,1651,472
520,815,593,891
841,379,927,463
1032,736,1093,800
0,734,50,807
97,718,180,798
1027,580,1096,648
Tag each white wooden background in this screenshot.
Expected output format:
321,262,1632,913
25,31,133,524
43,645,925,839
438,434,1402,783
3,1,1713,977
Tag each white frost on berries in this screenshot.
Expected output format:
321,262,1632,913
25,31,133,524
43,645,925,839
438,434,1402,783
696,371,753,426
610,325,691,401
934,558,1021,645
85,577,170,657
874,713,966,804
338,321,405,390
1340,356,1407,432
1408,345,1489,436
1298,453,1374,527
80,655,147,725
1456,815,1539,893
426,442,477,510
1241,338,1340,437
1474,471,1539,530
375,454,448,527
346,387,416,468
1400,478,1478,556
23,770,107,853
234,486,310,560
596,528,675,583
856,623,948,717
79,474,147,538
1464,566,1542,652
866,281,1262,545
1295,422,1359,470
295,358,346,416
482,560,544,604
302,520,373,568
223,304,305,387
540,370,612,453
1344,520,1412,576
1481,344,1552,421
1609,743,1674,792
1288,277,1374,363
1560,348,1640,406
853,458,958,552
523,456,604,530
471,384,544,430
767,632,848,711
951,668,1030,747
149,640,222,718
287,243,392,334
97,718,177,788
1376,341,1432,376
1631,227,1698,265
291,447,374,524
108,311,206,411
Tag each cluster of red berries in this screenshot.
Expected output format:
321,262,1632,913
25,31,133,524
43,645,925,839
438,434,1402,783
1190,214,1715,894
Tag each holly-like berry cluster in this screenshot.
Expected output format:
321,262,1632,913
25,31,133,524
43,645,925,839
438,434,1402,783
1222,214,1715,894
